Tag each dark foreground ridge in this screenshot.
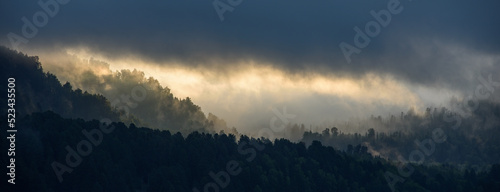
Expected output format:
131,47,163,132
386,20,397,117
1,111,499,191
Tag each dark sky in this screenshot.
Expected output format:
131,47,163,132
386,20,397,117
2,0,500,85
2,0,500,132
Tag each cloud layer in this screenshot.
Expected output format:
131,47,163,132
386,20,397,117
2,0,500,134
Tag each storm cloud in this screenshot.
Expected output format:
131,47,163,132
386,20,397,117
2,0,500,134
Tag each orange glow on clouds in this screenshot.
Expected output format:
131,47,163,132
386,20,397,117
35,47,427,131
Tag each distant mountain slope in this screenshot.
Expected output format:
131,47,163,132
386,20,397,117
302,103,500,165
65,66,233,134
0,46,234,134
0,46,121,122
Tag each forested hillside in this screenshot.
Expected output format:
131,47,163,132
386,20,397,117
2,111,499,192
0,46,233,135
302,105,500,166
2,47,500,192
0,46,121,122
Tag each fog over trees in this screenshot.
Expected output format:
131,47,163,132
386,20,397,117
2,47,500,191
0,46,235,136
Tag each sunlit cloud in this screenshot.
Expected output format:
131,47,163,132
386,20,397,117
28,46,457,135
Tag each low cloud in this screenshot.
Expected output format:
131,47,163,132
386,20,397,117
2,0,500,135
34,49,463,135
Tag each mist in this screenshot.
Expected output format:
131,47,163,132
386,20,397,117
4,1,500,191
24,47,481,138
3,0,500,137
